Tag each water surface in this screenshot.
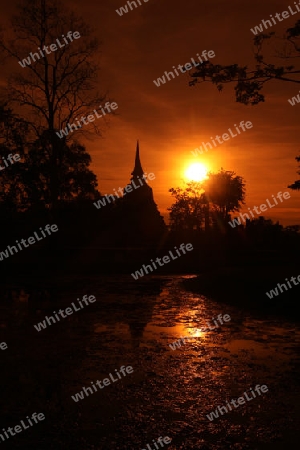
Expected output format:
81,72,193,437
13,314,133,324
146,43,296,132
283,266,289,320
1,275,299,449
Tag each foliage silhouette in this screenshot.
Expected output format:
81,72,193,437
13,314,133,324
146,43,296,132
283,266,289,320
0,105,99,212
168,169,245,232
0,0,108,210
189,21,300,105
288,155,300,191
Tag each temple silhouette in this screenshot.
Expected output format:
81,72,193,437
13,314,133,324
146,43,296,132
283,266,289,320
118,140,166,249
77,141,167,272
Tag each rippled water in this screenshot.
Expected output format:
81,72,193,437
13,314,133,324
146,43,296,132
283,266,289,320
1,275,300,449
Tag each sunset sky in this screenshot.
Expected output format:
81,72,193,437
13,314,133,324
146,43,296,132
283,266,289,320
1,0,300,224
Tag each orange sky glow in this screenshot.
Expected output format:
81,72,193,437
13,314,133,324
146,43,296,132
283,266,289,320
1,0,299,225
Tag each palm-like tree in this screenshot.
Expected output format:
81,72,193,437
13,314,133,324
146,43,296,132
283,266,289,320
168,169,246,233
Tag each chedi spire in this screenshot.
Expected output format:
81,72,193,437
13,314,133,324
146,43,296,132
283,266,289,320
131,140,144,180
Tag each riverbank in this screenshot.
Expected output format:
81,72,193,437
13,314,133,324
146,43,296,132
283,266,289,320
182,263,300,318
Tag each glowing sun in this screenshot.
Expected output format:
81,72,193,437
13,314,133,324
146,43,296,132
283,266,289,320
185,163,208,182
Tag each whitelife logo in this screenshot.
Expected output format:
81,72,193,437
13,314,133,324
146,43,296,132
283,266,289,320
33,295,96,332
71,365,134,402
206,385,269,421
0,153,21,171
169,313,231,350
56,102,118,139
0,412,45,443
93,173,155,209
265,274,300,299
250,2,300,35
116,0,150,16
228,191,291,228
153,50,216,87
0,224,58,262
288,90,300,106
191,121,253,156
141,435,171,450
18,31,81,68
131,243,193,280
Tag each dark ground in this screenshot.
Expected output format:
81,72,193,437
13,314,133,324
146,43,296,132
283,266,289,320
1,274,299,449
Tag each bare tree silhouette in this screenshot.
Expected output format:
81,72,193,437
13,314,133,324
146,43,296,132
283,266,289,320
0,0,108,209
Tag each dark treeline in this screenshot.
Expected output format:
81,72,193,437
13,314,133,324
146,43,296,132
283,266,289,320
0,0,299,314
1,102,299,304
1,156,299,279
